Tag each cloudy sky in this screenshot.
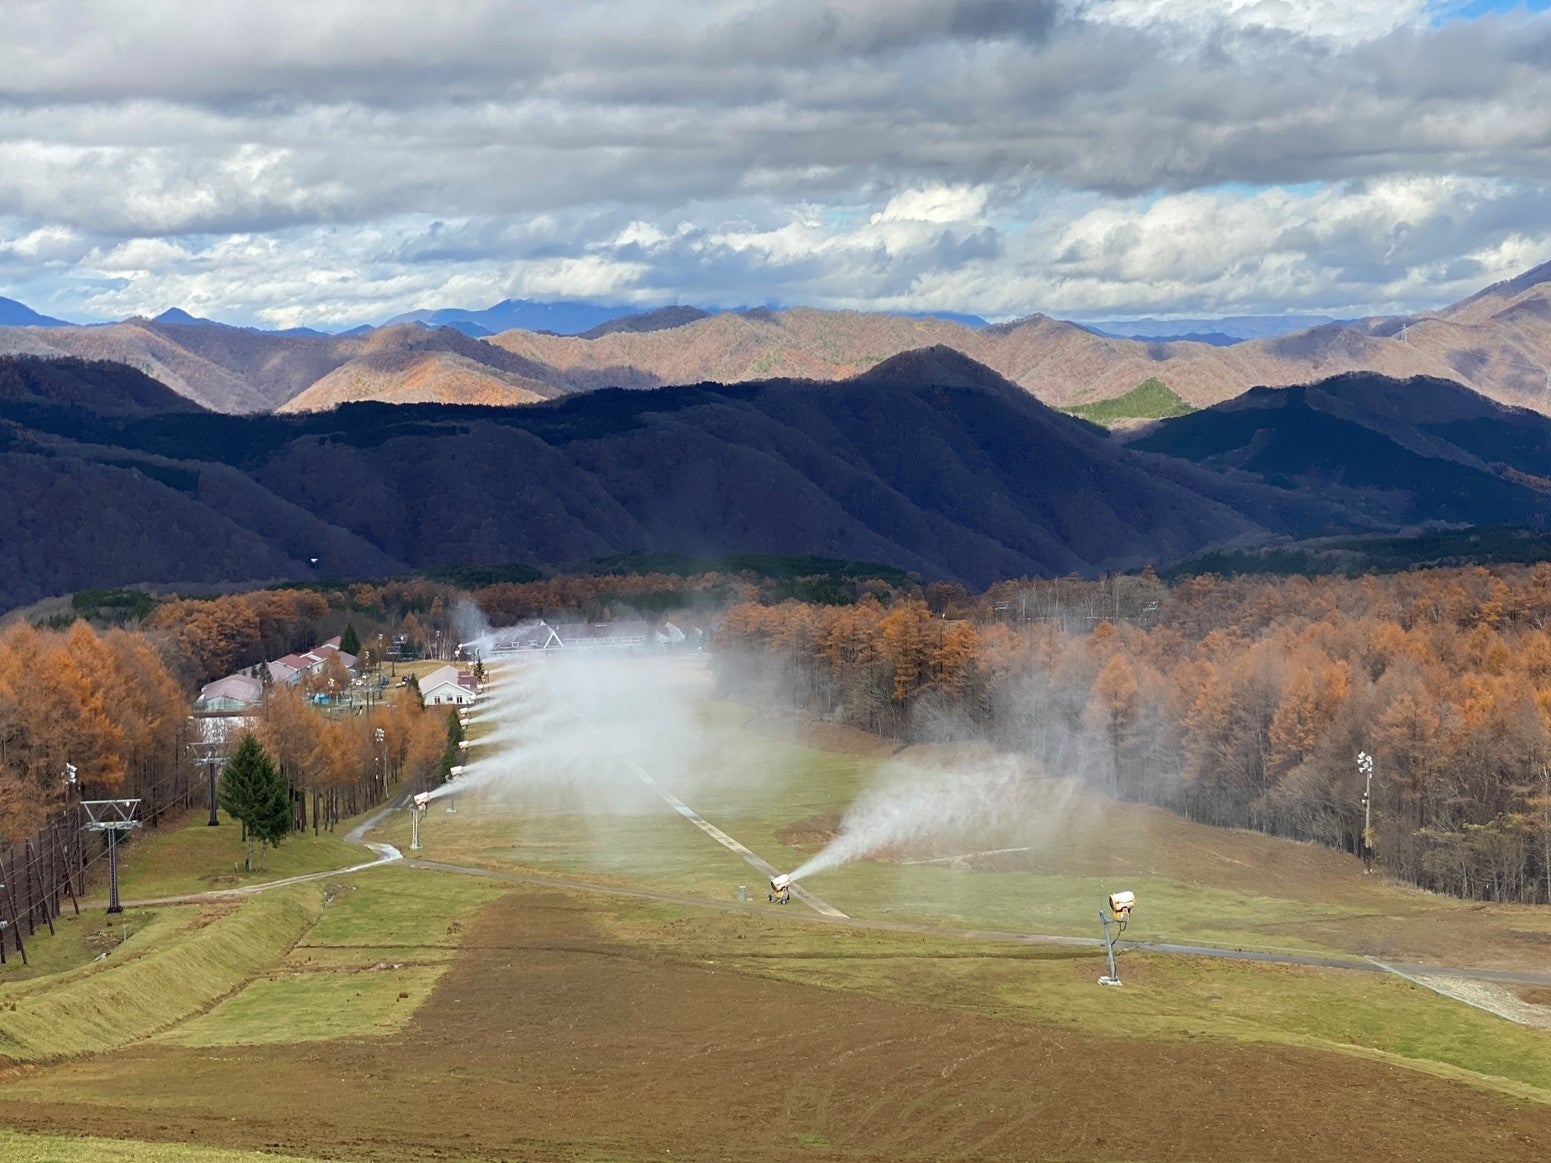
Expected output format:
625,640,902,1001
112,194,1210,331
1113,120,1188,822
2,0,1549,328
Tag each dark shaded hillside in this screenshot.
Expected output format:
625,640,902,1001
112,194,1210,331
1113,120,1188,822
0,348,1330,607
0,355,202,416
242,352,1280,582
12,354,1551,611
1131,373,1551,528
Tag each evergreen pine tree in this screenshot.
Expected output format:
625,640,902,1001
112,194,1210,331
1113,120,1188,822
405,672,423,708
441,708,465,780
340,622,362,656
249,760,292,872
219,733,273,871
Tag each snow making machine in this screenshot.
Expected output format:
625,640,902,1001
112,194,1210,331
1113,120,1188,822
768,874,792,904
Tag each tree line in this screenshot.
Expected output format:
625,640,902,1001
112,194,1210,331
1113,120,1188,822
0,621,187,840
0,609,461,862
714,564,1551,904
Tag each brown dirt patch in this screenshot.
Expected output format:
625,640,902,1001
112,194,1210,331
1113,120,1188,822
776,810,841,849
1,888,1548,1162
1519,987,1551,1007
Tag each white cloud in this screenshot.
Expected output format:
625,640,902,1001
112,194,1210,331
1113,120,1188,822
872,185,989,225
0,2,1548,324
1078,0,1439,41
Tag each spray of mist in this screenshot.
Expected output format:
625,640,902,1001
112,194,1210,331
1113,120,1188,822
788,755,1063,880
423,624,713,811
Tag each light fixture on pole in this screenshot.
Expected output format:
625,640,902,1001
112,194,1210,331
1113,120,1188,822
1097,890,1134,986
1357,751,1375,874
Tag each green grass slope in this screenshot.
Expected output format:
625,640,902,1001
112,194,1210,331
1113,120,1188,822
0,884,322,1062
1063,377,1194,425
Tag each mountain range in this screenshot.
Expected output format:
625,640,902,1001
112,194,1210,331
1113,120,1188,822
6,345,1551,611
0,260,1544,418
0,296,69,328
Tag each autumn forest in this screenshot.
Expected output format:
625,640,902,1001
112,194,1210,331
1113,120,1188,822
8,562,1551,905
715,566,1551,904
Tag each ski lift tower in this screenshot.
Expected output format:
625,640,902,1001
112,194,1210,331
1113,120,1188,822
82,799,141,914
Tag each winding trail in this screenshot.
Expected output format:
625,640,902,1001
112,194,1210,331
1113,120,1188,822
120,800,405,909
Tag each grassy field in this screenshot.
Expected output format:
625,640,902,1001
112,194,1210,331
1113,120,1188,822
3,657,1550,1159
0,906,174,984
0,885,321,1061
0,882,1547,1161
157,866,504,1048
384,668,1551,969
108,807,369,901
0,1130,328,1162
591,894,1551,1100
1061,377,1195,425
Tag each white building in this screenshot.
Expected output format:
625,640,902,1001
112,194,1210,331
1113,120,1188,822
420,664,478,706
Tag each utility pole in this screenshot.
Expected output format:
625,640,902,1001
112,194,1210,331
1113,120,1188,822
1357,751,1375,874
206,750,220,826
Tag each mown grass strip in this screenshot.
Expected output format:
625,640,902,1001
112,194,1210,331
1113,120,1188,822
112,809,368,901
153,867,506,1049
157,964,445,1046
0,884,322,1062
0,1129,327,1162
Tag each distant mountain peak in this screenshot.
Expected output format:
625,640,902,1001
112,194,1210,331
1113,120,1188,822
151,307,206,325
1452,258,1551,312
854,345,1028,401
580,305,711,339
0,296,70,328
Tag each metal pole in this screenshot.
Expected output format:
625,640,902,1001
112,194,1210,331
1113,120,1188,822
106,828,122,914
1099,909,1119,985
1363,768,1373,874
207,756,220,826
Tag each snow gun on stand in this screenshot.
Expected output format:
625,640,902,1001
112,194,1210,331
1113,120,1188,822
768,874,791,904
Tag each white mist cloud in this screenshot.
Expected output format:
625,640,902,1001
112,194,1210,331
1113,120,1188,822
789,755,1087,882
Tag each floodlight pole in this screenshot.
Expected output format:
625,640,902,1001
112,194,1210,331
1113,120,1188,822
1357,751,1375,874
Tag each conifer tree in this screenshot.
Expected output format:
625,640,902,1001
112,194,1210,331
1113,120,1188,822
249,761,292,872
219,732,273,870
340,622,361,656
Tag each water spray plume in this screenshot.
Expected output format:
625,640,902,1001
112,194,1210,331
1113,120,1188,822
416,633,712,815
787,755,1074,882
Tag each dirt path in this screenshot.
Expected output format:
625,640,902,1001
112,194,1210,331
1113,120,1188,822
120,799,406,909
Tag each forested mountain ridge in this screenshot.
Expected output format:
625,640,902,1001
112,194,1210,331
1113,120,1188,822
1,260,1547,415
0,350,1346,609
8,351,1551,613
1131,373,1551,528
